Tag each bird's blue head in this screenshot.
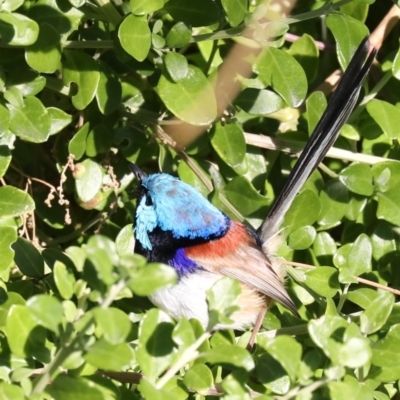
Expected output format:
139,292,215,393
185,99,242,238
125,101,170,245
130,164,230,252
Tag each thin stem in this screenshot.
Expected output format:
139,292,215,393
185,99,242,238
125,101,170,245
337,283,351,313
360,70,393,105
63,40,114,49
350,70,393,121
155,332,211,389
318,163,338,179
204,40,219,75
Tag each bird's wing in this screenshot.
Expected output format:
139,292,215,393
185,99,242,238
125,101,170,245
259,36,377,248
185,222,298,315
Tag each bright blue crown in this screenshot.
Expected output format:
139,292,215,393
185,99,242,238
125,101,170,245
135,173,230,250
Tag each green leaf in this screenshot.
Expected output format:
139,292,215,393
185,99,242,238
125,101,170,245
318,180,349,227
265,336,302,381
0,13,39,46
308,315,347,349
392,42,400,80
136,308,175,382
93,307,131,344
63,50,100,110
130,0,164,15
172,317,196,347
177,160,210,197
138,379,177,400
372,161,400,191
6,305,46,358
313,232,337,258
305,267,339,298
224,175,269,216
306,91,327,133
254,46,307,108
347,288,378,309
86,235,118,286
288,225,316,250
48,107,73,136
46,375,104,400
95,60,122,115
234,88,284,115
6,69,46,96
12,237,44,277
157,65,217,126
0,292,25,329
255,353,290,395
221,0,248,27
325,14,369,69
166,22,191,48
366,99,400,140
328,377,374,400
0,382,25,400
183,364,214,392
347,233,372,276
0,226,17,271
164,0,221,27
69,122,90,160
53,261,75,300
25,23,62,73
2,0,23,12
0,187,34,219
371,324,400,380
129,262,177,296
115,224,135,258
8,96,51,143
164,52,189,82
210,122,246,168
74,159,103,203
199,344,255,371
376,188,400,226
119,15,151,62
27,294,63,334
283,189,320,234
0,103,10,135
288,34,319,83
360,291,394,335
86,124,113,157
4,87,23,108
29,0,84,39
85,339,134,370
371,221,396,261
206,277,240,328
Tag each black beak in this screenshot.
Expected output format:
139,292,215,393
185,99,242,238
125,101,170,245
129,163,148,182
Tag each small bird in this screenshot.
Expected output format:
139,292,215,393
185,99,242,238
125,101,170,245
130,37,376,342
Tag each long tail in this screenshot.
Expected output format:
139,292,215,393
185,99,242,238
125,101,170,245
258,36,376,245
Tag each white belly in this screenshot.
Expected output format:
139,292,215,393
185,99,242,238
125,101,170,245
149,270,262,330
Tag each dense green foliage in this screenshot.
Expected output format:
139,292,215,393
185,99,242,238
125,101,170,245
0,0,400,398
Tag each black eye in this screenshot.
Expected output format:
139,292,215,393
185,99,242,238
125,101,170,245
145,195,153,206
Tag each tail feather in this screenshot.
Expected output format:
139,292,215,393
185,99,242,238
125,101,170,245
259,36,376,245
